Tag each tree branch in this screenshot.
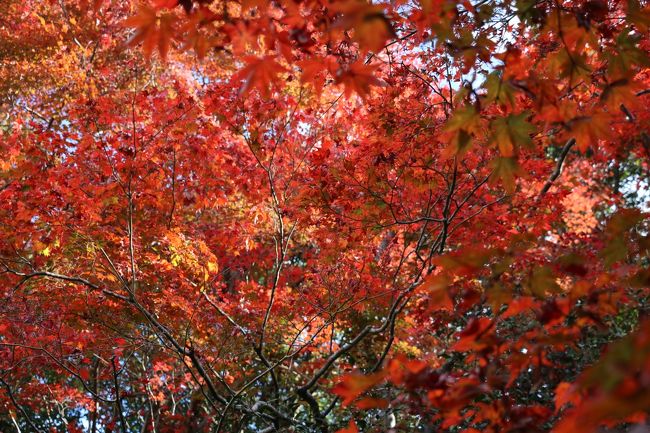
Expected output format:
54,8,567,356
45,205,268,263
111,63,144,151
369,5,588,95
538,138,576,199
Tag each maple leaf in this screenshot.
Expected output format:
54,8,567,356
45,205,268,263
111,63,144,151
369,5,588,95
490,156,523,192
499,46,528,80
484,72,517,108
241,0,268,13
599,209,645,267
444,105,481,136
79,368,91,381
335,61,387,99
434,248,494,276
443,129,473,158
154,0,180,8
526,265,561,298
626,0,650,32
232,56,287,97
355,397,389,409
331,372,386,406
500,297,536,319
548,49,592,86
612,34,645,74
548,12,593,51
298,58,337,97
335,420,358,433
452,317,494,352
331,2,395,53
604,208,644,235
555,382,580,411
566,113,611,152
490,112,536,157
123,4,176,60
386,355,429,385
601,78,640,110
600,237,628,267
443,105,482,156
421,273,454,311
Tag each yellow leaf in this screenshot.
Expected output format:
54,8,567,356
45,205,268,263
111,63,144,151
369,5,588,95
34,13,47,27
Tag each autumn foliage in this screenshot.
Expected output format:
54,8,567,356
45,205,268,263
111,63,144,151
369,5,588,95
0,0,649,432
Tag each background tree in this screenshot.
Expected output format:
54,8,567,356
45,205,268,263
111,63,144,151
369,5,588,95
0,0,649,432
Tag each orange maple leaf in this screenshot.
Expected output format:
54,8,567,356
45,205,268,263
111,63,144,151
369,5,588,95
331,2,395,53
233,56,287,97
336,61,387,99
331,371,386,406
335,420,358,433
298,58,338,97
123,4,176,60
566,113,611,152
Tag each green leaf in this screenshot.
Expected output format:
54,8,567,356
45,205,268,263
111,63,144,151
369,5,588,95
484,72,517,107
444,106,481,135
490,112,536,157
490,156,522,192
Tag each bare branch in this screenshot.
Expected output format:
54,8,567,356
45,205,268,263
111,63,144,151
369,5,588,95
539,138,576,199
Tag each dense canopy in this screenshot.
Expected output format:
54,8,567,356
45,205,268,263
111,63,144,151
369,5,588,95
0,0,649,432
